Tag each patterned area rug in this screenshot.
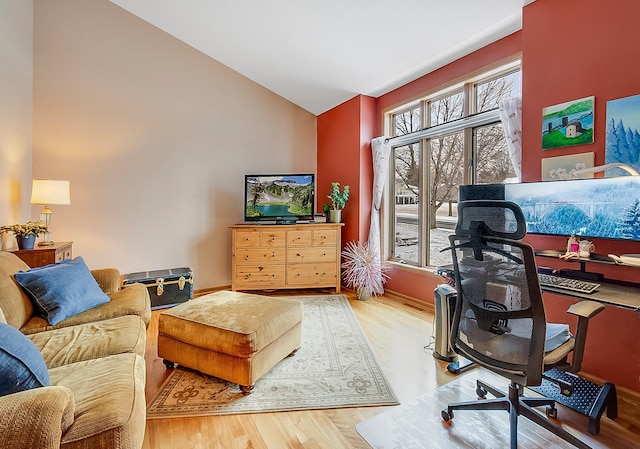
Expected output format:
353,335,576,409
147,294,398,418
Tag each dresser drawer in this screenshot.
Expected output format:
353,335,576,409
312,229,337,246
235,247,286,265
287,247,337,263
287,263,337,286
234,265,286,289
56,245,73,262
287,230,312,246
235,230,286,248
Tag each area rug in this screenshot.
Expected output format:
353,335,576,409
147,294,398,418
356,370,602,449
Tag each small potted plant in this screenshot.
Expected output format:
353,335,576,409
323,181,350,223
341,240,390,300
0,221,48,250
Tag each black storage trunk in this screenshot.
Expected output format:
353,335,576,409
122,267,193,310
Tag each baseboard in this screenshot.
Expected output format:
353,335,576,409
383,288,435,314
193,285,231,298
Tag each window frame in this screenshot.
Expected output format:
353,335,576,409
382,57,521,269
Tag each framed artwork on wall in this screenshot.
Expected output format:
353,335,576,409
606,93,640,176
541,96,595,150
541,152,594,181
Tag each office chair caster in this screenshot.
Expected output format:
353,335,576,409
441,408,453,421
476,385,487,398
545,405,557,419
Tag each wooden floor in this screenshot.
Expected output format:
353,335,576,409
142,289,640,449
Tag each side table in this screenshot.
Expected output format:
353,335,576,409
10,241,73,268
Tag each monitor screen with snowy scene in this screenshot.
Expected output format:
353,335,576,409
460,176,640,242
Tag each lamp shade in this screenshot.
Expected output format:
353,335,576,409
30,180,71,205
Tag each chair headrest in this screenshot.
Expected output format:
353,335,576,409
455,200,527,240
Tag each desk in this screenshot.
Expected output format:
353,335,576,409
535,250,640,312
540,280,640,312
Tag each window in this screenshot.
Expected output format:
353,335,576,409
386,61,521,268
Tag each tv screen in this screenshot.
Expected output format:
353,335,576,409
460,177,640,242
244,174,315,223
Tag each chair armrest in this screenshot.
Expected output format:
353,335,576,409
0,386,75,449
566,300,605,319
564,300,605,373
91,268,121,294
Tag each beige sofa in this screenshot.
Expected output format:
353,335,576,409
0,252,151,449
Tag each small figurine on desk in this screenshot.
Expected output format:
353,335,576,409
559,235,580,260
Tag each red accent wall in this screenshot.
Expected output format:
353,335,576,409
521,0,640,392
318,95,377,245
521,0,640,181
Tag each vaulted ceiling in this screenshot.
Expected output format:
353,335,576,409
110,0,534,115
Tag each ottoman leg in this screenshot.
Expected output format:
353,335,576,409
163,359,175,369
288,347,300,357
240,384,255,395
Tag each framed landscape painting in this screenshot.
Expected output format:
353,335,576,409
606,93,640,176
541,96,595,150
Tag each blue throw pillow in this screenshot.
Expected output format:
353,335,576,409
14,256,110,326
0,323,49,396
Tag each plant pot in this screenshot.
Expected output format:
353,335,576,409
356,287,371,301
16,235,36,250
328,209,342,223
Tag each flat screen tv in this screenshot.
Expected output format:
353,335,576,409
459,176,640,242
244,174,315,223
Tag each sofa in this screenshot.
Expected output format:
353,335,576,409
0,252,151,449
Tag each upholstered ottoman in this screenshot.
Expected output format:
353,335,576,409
157,290,303,394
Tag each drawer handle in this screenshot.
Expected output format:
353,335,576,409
245,274,251,279
296,253,301,257
297,273,301,277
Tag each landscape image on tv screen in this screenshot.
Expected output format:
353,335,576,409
245,174,314,221
505,176,640,241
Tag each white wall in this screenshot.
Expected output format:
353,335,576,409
0,0,33,250
32,0,317,288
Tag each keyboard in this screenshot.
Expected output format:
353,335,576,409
538,273,601,294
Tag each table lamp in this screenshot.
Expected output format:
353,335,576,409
30,179,71,246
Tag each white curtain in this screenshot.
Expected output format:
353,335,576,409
498,97,522,183
367,136,392,292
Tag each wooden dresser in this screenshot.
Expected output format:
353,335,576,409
10,241,73,268
230,223,343,292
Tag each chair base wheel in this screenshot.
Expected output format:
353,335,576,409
441,409,453,421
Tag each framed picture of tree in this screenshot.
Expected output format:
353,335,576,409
605,93,640,176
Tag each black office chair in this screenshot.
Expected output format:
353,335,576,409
441,200,605,449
